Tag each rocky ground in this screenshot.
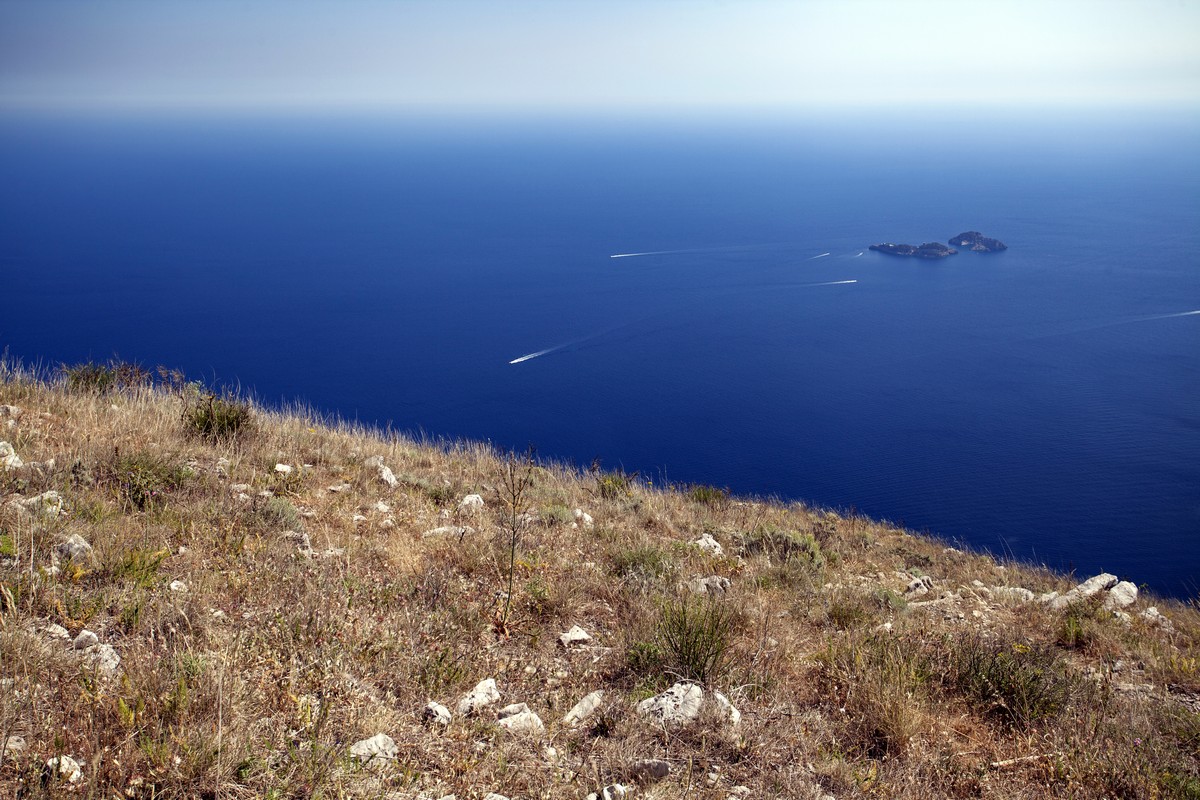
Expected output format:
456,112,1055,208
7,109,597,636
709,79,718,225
1,361,1198,798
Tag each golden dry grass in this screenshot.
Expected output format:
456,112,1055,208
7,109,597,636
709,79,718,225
1,358,1198,799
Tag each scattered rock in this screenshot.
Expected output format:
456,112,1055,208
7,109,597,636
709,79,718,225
0,405,21,419
457,678,501,716
992,586,1035,603
373,501,391,513
496,702,545,735
1048,573,1119,611
349,733,398,764
563,690,604,727
378,465,398,488
692,533,724,557
169,580,187,592
686,575,732,596
712,691,742,726
0,441,23,471
423,525,474,539
327,483,352,493
1,734,26,762
628,758,671,782
457,494,484,513
905,575,934,596
73,630,99,650
45,754,83,784
274,463,293,475
84,643,121,675
636,682,705,727
43,622,70,640
423,701,452,727
24,491,63,518
56,533,93,563
558,625,592,648
282,530,313,552
1104,581,1138,610
587,784,629,800
1139,606,1173,631
573,508,594,527
230,483,252,494
482,794,510,800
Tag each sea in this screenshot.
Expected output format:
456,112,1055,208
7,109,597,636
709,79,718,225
2,109,1198,598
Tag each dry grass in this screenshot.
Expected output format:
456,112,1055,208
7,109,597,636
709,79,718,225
1,357,1199,799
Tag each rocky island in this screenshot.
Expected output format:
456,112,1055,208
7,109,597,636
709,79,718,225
950,231,1008,252
869,241,958,259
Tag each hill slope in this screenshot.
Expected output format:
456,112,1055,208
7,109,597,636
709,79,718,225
1,360,1198,799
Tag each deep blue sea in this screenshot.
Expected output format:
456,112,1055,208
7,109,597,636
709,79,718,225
2,110,1198,597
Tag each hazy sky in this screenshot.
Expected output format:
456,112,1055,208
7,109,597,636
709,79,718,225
2,0,1198,112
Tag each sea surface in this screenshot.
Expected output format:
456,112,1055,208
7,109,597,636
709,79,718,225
2,110,1198,597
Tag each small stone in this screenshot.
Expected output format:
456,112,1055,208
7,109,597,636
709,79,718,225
563,690,604,727
56,533,93,562
0,441,22,470
169,580,187,592
558,625,592,648
692,533,724,557
1105,581,1138,610
992,586,1035,603
905,576,934,596
363,455,384,469
457,678,501,716
629,758,671,782
687,575,731,596
497,703,545,735
573,508,594,527
0,405,21,418
45,754,83,783
230,483,251,493
282,530,312,551
2,734,26,761
274,463,293,475
457,494,485,513
1139,606,1173,631
327,483,352,493
349,733,398,764
636,682,705,727
25,491,63,517
373,501,391,513
600,785,628,800
86,643,121,675
378,465,398,488
423,701,452,726
43,623,70,640
423,525,474,539
352,514,367,523
482,794,510,800
73,630,99,650
712,691,742,726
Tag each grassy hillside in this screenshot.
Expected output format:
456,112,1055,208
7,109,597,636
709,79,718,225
1,359,1198,799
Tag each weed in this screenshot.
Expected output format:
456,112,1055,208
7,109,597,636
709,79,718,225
827,591,871,630
741,525,826,571
871,587,907,613
183,393,254,442
107,450,185,512
611,545,677,587
254,495,303,532
657,594,739,684
596,470,634,500
62,359,151,395
947,635,1075,728
494,446,536,634
688,484,729,506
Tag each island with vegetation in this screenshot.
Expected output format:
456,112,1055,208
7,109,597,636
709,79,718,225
950,231,1008,252
1,357,1197,799
869,241,958,259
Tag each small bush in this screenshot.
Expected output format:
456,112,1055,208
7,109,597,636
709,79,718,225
62,359,151,395
183,393,254,442
948,635,1075,728
597,470,634,500
827,591,872,630
255,495,303,532
657,595,739,684
612,545,677,587
688,484,729,506
109,450,186,512
740,526,825,570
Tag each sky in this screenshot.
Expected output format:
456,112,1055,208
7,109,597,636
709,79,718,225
1,0,1199,113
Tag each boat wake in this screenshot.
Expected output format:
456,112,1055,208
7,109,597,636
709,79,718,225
508,347,563,365
810,252,831,259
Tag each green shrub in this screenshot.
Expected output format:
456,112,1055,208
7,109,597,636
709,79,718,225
827,591,871,630
109,450,186,512
740,526,825,570
62,360,151,395
948,635,1075,728
688,484,729,506
255,495,303,532
597,470,634,499
612,545,676,586
657,595,738,684
183,393,254,441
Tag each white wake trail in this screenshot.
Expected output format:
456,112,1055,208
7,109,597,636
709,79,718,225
807,279,857,286
508,347,560,365
810,252,831,259
1138,309,1200,322
853,251,864,258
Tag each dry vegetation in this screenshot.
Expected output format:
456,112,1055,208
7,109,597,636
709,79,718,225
1,358,1199,799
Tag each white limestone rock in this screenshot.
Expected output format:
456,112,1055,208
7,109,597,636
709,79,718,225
56,533,93,563
373,501,391,513
905,575,934,596
85,644,121,676
349,733,398,764
573,508,594,527
636,682,705,727
1139,606,1173,631
24,491,63,518
692,533,724,557
496,702,545,735
378,465,398,488
327,482,351,493
992,586,1035,603
423,525,474,539
712,690,742,726
563,690,604,727
274,463,293,475
73,630,99,650
457,494,485,513
687,575,732,596
1,734,26,762
423,701,452,727
558,625,592,648
1104,581,1138,610
628,758,671,782
1048,573,1119,611
169,580,188,592
0,441,23,471
45,755,83,784
457,678,501,716
482,795,510,800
